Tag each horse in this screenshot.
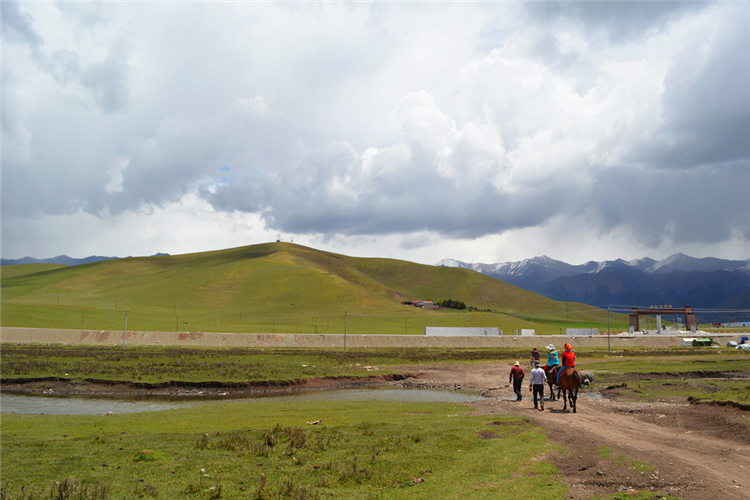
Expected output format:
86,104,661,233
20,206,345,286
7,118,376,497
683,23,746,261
544,365,559,401
557,367,581,413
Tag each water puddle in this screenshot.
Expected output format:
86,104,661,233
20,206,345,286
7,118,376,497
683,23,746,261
1,387,485,415
582,391,607,400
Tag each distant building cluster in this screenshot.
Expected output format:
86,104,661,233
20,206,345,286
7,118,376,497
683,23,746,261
402,300,439,310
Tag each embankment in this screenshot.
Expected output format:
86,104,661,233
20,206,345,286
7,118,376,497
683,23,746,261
1,327,746,348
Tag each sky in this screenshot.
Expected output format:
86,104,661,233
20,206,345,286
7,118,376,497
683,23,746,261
2,1,749,266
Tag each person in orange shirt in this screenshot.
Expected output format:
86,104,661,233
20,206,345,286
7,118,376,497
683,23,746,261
557,343,576,386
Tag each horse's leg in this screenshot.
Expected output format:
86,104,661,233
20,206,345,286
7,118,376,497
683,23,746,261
572,389,578,413
561,389,568,411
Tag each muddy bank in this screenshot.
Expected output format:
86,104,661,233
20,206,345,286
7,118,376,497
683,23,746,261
0,373,415,397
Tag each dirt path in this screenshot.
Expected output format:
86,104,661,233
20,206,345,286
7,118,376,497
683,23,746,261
391,362,750,500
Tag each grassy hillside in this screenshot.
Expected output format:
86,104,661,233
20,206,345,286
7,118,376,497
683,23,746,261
0,243,623,335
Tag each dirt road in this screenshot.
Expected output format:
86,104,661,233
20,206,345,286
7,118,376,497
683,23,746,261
392,362,750,500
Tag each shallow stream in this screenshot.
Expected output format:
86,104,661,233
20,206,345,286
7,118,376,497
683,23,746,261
1,387,486,415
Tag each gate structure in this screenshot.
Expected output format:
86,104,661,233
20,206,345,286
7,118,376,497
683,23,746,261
629,306,697,332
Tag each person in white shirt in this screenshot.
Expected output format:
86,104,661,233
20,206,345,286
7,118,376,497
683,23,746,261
529,361,548,411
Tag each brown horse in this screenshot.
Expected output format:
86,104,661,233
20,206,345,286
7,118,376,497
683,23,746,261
544,366,559,401
557,367,581,413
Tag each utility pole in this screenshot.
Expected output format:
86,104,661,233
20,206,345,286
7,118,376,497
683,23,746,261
607,305,611,352
123,312,128,347
344,311,347,350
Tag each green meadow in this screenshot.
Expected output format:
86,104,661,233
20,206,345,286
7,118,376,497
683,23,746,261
0,242,627,335
1,400,565,500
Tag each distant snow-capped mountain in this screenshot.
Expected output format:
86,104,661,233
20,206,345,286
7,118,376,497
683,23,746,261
439,253,750,279
437,253,750,321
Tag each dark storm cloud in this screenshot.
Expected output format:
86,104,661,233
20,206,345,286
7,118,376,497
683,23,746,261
523,1,708,43
204,130,587,239
591,162,750,247
654,22,750,170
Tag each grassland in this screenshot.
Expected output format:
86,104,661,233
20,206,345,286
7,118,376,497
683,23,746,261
1,399,565,500
0,242,627,335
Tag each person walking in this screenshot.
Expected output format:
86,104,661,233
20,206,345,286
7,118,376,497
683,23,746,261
509,361,525,401
529,361,547,411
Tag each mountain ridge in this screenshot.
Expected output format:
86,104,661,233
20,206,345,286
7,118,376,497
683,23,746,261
0,253,171,266
438,253,750,321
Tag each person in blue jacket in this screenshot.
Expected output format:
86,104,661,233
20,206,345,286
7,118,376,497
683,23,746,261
545,344,560,369
544,344,561,385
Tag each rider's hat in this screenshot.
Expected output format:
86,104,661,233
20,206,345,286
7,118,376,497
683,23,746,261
564,343,572,350
547,344,555,350
513,361,520,366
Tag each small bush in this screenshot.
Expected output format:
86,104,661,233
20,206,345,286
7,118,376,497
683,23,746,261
195,433,209,450
50,478,109,500
283,426,307,450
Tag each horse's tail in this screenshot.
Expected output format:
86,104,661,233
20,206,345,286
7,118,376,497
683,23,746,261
573,369,581,388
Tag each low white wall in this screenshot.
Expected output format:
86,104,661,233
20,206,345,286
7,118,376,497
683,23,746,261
425,327,499,336
567,328,599,336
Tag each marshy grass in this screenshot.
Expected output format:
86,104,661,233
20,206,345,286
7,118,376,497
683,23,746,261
4,345,748,386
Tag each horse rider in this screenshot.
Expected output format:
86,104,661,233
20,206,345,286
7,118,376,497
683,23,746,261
530,347,541,367
556,342,576,386
544,344,560,376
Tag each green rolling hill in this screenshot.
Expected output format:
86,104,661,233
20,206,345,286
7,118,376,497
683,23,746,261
0,243,623,335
